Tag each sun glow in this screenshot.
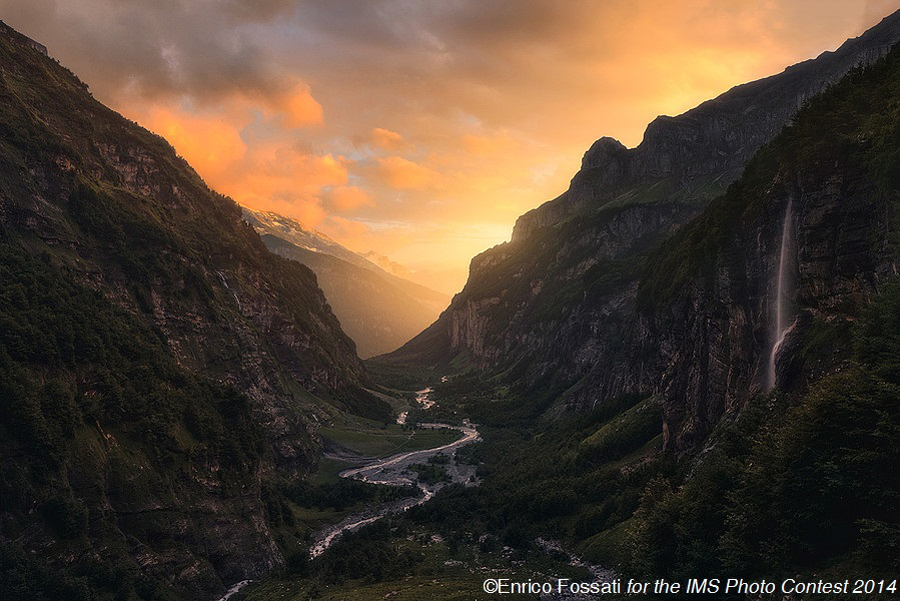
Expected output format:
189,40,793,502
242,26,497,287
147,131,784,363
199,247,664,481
11,0,894,292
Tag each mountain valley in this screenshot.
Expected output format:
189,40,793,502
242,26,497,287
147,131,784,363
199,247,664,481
0,10,898,601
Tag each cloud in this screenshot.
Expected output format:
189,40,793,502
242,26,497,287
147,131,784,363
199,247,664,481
272,82,324,128
322,215,370,240
372,156,440,190
368,127,411,152
140,105,248,181
3,0,896,293
131,100,344,227
237,146,347,203
221,0,301,23
322,185,375,212
0,0,319,116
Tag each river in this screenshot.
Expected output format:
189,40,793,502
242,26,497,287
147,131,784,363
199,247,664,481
309,386,479,556
217,385,479,600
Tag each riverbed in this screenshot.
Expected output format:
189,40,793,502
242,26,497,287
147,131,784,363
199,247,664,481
308,385,479,557
217,385,480,600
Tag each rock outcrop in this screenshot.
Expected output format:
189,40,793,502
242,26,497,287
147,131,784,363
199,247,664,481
644,122,897,448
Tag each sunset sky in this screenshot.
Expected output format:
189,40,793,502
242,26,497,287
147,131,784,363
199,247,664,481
2,0,898,294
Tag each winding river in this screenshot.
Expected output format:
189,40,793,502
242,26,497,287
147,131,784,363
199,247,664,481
217,386,479,600
309,387,479,557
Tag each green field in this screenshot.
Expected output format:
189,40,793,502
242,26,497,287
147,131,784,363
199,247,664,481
308,457,362,486
320,422,461,459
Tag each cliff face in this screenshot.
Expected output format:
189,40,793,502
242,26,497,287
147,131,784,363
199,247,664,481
513,12,900,241
0,26,380,598
389,12,900,448
640,65,899,448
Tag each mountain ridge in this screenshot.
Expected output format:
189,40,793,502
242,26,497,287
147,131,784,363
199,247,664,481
386,11,900,429
0,24,386,598
243,207,379,273
513,9,900,242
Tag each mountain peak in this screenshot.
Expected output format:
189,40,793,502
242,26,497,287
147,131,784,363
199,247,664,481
581,136,628,169
511,10,900,243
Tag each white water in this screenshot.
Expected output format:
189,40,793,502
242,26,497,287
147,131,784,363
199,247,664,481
307,483,439,558
309,380,479,557
308,422,479,557
217,385,469,598
216,579,252,601
767,199,794,390
415,387,435,410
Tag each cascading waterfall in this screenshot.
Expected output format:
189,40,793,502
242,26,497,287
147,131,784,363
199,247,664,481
767,199,795,390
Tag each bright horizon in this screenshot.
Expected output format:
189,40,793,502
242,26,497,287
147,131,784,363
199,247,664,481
2,0,898,294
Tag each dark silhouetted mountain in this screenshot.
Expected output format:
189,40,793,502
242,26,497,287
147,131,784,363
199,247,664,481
0,22,386,599
387,12,900,444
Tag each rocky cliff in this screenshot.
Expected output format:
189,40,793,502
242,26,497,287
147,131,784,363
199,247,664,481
0,25,382,599
638,55,899,448
388,12,900,447
513,10,900,241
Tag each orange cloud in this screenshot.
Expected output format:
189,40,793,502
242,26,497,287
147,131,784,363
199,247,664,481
141,106,247,181
132,99,344,229
274,82,324,128
322,185,374,212
206,80,324,129
369,127,410,152
44,0,889,295
323,215,371,241
235,148,347,225
251,145,346,185
373,156,440,189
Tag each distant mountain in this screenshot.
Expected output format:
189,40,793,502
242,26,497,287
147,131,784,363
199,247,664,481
359,250,414,279
243,208,380,272
243,208,449,358
0,22,387,599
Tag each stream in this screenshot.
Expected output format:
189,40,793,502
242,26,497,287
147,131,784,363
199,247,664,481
214,385,616,600
309,386,480,557
216,386,478,600
535,538,617,601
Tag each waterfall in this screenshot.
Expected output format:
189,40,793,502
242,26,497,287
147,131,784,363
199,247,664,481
767,199,794,390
